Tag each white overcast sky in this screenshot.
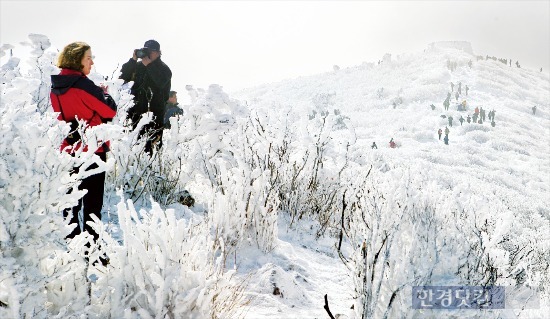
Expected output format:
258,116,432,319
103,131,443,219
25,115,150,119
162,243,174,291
1,0,549,94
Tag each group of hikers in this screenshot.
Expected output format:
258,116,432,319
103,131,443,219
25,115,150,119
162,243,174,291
476,52,546,72
436,81,541,145
440,81,470,110
50,39,186,266
444,105,496,127
436,82,499,145
370,138,397,150
437,127,450,145
477,55,521,68
446,59,474,71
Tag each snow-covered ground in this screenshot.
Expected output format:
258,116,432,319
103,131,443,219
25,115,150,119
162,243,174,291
1,37,549,319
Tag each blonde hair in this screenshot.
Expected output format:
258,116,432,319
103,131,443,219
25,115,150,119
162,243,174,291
57,42,90,71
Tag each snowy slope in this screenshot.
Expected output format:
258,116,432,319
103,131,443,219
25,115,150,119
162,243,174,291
232,42,550,318
234,42,549,211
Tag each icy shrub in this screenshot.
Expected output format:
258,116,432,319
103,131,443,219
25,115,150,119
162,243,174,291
339,164,510,319
90,192,248,318
17,34,59,114
107,83,280,253
107,84,245,206
237,104,348,236
490,140,513,151
0,71,92,318
340,168,446,318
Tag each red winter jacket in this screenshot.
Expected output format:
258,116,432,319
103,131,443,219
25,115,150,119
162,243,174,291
50,69,117,153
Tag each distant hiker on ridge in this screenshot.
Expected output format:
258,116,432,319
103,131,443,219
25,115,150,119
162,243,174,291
430,103,436,110
459,116,464,126
448,116,453,127
467,114,471,123
443,96,450,111
465,85,469,96
488,109,495,122
444,126,450,136
458,82,462,95
438,128,442,140
450,82,454,92
443,134,449,145
455,91,459,101
457,100,467,111
371,142,378,149
389,138,396,149
532,105,537,115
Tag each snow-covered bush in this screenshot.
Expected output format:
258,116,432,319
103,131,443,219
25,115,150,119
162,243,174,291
0,65,92,318
276,109,348,233
21,34,58,114
88,192,248,318
339,167,448,318
338,158,548,318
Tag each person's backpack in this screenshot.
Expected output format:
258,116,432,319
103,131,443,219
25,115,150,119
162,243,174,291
177,190,195,207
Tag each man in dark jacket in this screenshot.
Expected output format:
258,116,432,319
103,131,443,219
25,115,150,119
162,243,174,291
164,91,183,129
120,39,172,154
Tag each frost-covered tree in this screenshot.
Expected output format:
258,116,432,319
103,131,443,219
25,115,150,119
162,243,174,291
20,34,59,113
0,64,94,318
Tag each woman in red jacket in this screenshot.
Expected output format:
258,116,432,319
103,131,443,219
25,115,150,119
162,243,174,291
50,42,117,255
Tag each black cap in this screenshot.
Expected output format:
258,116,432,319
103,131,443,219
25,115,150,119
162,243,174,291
143,40,160,51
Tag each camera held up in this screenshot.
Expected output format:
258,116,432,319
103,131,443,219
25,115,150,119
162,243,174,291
135,48,150,59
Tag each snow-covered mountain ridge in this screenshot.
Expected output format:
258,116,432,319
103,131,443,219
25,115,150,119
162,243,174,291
232,42,549,317
234,42,549,205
